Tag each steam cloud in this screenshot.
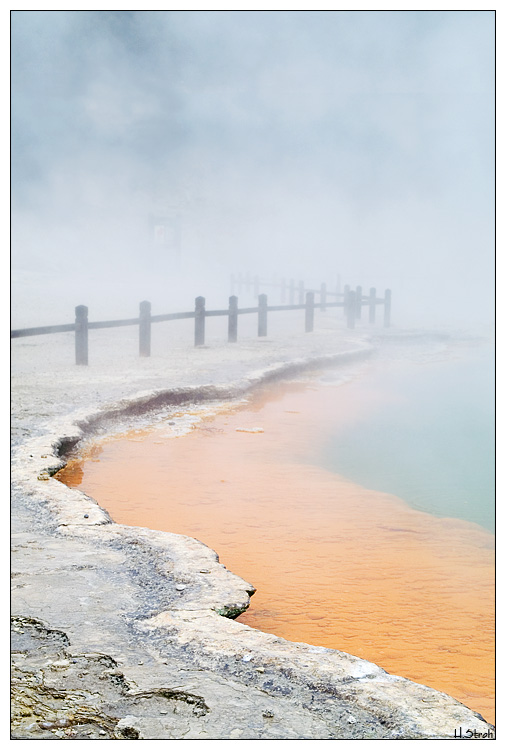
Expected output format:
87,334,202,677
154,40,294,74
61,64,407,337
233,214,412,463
11,10,495,328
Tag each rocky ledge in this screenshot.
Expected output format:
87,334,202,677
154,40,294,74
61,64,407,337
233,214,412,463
11,327,495,739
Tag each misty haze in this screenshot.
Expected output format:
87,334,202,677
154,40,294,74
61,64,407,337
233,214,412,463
11,10,495,741
12,9,494,329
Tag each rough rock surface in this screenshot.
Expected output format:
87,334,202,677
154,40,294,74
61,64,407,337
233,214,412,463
11,319,494,739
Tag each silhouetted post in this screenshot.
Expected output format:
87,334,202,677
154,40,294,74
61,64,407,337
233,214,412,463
369,287,376,324
75,305,89,365
195,296,206,346
320,282,327,312
343,284,350,318
305,291,315,332
289,279,295,305
384,289,392,328
346,290,356,329
298,280,304,305
139,300,151,357
281,278,286,303
355,285,362,319
253,275,260,298
228,295,238,343
258,294,268,337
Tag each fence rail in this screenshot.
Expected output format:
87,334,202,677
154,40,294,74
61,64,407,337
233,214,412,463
11,283,391,365
230,274,344,304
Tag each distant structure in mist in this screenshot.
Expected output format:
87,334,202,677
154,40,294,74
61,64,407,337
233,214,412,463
147,186,194,272
149,208,182,272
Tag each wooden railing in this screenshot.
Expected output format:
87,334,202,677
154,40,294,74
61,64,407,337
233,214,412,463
11,285,391,365
230,273,343,306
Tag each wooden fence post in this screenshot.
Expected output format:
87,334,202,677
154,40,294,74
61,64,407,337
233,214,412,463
346,290,356,329
258,294,268,337
384,289,392,328
298,280,304,305
195,296,206,346
289,279,295,305
369,287,376,325
320,282,327,312
75,305,88,365
139,300,151,357
305,291,315,332
228,295,238,343
343,284,350,319
355,285,362,319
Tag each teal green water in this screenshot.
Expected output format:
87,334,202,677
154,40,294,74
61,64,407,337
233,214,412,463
321,344,495,532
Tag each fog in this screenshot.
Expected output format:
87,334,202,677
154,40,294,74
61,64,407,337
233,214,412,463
11,10,495,329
